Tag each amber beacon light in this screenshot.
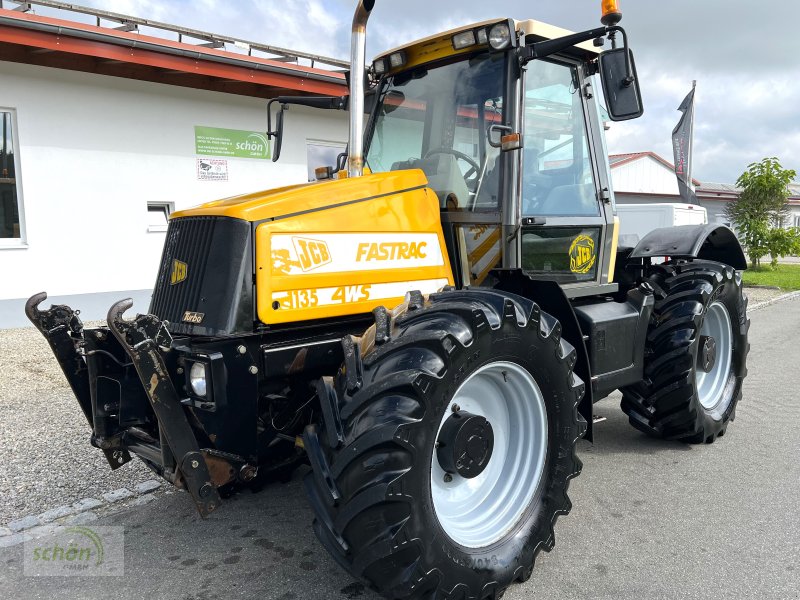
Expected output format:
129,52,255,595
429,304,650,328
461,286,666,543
601,0,622,25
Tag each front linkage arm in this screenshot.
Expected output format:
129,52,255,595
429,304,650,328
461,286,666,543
25,292,131,470
106,299,222,517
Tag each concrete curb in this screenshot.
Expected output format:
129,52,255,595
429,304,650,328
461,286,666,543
748,290,800,312
0,479,163,547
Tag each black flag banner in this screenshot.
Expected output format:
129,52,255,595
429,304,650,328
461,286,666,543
672,84,696,203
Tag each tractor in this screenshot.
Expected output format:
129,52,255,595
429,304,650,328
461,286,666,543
26,1,749,598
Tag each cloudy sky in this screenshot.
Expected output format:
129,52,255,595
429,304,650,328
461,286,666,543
34,0,800,184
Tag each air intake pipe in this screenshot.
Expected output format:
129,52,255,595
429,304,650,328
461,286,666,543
348,0,375,178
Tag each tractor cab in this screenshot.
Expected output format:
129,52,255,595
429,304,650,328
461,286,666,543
362,17,637,292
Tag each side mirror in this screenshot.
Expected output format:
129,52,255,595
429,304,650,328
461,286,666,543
271,106,285,163
599,47,643,121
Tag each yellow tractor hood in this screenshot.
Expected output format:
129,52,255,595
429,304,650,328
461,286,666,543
171,170,429,223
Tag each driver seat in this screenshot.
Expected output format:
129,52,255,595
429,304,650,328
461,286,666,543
415,154,471,208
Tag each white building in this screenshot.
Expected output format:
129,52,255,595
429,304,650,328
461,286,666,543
0,5,349,326
610,151,800,228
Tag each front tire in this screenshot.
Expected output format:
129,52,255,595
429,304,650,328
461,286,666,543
621,260,749,443
303,289,585,600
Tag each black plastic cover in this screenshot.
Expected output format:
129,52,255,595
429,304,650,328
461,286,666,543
573,287,653,399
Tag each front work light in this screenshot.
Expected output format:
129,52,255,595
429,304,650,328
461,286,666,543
388,51,407,68
189,361,208,397
601,0,622,26
452,30,477,50
488,22,512,50
373,58,388,75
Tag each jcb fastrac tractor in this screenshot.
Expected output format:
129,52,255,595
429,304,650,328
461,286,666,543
28,1,749,598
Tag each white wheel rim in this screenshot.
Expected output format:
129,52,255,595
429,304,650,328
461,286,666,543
430,361,548,548
696,301,734,410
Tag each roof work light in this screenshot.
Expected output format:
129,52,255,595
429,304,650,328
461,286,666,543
601,0,622,26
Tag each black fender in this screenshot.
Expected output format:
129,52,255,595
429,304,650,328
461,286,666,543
629,224,747,270
493,270,593,442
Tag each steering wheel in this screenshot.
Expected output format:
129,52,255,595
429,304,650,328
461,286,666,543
423,148,481,188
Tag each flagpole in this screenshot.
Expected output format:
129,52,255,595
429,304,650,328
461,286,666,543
687,80,696,197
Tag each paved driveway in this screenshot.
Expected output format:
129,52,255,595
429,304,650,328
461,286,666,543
2,298,798,600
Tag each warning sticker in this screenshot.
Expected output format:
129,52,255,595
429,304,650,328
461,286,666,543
196,158,229,181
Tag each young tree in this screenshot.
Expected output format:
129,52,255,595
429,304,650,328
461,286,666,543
766,227,800,268
725,157,797,268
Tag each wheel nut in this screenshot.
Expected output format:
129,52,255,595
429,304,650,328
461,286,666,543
444,473,453,483
451,404,460,413
237,345,247,355
249,365,258,375
191,460,199,469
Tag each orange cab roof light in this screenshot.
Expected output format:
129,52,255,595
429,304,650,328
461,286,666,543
601,0,622,26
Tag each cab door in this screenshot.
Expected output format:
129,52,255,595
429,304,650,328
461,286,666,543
519,57,615,294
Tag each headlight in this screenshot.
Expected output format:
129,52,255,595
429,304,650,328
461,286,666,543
488,23,512,50
189,361,207,397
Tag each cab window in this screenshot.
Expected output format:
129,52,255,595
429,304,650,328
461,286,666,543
522,60,599,217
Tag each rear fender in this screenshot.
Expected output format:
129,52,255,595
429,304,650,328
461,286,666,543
629,224,747,269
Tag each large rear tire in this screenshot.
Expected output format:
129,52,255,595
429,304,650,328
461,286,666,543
303,289,585,599
621,260,749,443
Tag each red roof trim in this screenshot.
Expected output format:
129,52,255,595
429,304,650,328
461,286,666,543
0,8,346,96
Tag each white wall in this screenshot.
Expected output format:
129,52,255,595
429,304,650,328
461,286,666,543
612,156,681,196
0,61,348,301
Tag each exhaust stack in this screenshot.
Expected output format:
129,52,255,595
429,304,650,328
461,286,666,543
348,0,375,178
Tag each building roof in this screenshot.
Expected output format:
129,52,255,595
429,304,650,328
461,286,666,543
0,3,347,98
610,151,800,204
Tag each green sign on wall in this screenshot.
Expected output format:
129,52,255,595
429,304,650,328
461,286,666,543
194,126,270,159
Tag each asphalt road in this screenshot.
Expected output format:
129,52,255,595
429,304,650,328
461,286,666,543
2,298,798,600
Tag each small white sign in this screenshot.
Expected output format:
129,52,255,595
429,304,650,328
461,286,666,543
196,158,229,181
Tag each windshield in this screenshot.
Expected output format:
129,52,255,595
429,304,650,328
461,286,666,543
366,54,506,210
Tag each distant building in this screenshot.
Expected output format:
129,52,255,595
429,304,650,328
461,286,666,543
610,151,800,229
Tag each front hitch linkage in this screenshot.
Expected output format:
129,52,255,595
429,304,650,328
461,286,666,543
25,292,131,470
106,299,222,517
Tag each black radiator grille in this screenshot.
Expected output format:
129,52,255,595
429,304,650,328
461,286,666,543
151,216,218,324
148,215,253,336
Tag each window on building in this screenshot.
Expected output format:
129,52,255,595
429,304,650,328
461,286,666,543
1,109,24,245
794,215,800,228
307,140,346,181
147,202,173,232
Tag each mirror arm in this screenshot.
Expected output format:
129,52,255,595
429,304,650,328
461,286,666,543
605,26,635,87
267,95,347,138
524,26,608,61
524,25,635,87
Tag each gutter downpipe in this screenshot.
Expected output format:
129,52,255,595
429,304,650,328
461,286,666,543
347,0,375,178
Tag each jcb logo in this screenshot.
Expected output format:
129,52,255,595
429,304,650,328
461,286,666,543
569,235,596,274
292,237,332,272
170,259,188,285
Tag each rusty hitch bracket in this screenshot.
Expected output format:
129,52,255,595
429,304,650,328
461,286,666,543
106,298,222,517
25,292,131,470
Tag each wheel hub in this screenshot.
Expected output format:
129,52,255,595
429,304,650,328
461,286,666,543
436,411,494,479
698,335,717,373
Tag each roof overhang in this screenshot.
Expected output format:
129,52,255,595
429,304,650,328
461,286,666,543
0,8,347,98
